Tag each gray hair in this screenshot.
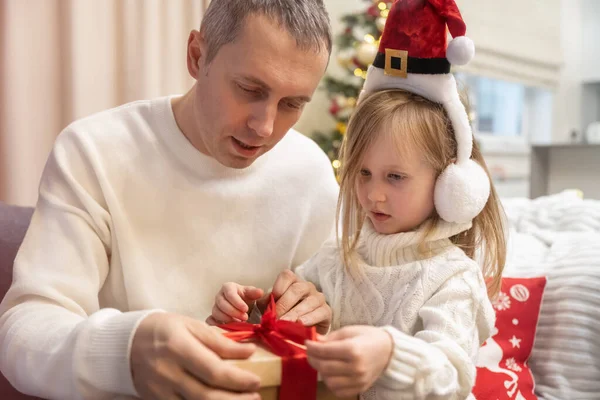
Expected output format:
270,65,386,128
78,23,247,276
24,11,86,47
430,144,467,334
200,0,332,64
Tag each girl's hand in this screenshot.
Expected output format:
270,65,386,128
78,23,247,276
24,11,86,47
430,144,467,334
305,326,393,398
262,269,332,334
206,282,264,324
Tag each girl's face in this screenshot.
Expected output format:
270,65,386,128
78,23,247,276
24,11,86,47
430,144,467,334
356,132,438,234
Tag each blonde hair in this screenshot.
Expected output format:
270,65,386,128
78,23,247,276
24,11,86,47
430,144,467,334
337,89,506,298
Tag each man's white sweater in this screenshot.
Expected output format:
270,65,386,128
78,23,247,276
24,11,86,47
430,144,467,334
297,219,495,400
0,96,338,399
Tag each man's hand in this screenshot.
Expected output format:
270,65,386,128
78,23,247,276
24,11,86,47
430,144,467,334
261,269,331,334
305,326,394,398
131,312,261,400
206,282,264,324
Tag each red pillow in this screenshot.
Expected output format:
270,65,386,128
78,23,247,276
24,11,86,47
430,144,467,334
472,277,547,400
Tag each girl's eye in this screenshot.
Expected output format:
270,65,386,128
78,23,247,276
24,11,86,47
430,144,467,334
388,173,404,181
360,169,371,177
282,101,301,110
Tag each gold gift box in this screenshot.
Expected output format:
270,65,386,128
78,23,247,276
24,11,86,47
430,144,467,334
218,327,356,400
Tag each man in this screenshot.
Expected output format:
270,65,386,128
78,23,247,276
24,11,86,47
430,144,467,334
0,1,338,399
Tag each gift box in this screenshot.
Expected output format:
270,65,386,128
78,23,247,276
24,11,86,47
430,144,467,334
217,295,357,400
224,339,355,400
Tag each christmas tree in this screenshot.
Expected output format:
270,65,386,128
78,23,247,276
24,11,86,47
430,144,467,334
312,0,391,175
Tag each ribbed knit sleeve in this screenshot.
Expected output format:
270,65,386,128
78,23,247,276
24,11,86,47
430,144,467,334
361,268,494,400
0,127,164,399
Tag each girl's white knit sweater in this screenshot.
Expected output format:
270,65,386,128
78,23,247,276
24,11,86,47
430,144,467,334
296,219,495,400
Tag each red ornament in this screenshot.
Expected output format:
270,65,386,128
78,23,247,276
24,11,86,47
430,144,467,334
329,99,340,116
367,4,380,18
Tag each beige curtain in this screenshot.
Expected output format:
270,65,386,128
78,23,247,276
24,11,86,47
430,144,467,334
0,0,207,206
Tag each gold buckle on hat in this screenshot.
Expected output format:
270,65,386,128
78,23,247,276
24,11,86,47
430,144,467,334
384,49,408,78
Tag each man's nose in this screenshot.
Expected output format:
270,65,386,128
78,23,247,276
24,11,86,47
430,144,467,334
248,102,276,138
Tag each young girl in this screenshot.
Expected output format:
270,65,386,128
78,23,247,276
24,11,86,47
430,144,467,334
298,87,505,400
211,1,506,398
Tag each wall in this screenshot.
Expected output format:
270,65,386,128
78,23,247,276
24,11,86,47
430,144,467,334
581,0,600,136
582,83,600,134
552,0,584,143
581,0,600,82
455,0,562,88
547,146,600,199
545,0,600,199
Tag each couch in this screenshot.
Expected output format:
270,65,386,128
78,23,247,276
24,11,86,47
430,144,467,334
0,202,39,400
498,191,600,399
1,193,599,400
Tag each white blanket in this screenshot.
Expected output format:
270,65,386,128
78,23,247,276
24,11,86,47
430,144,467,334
501,190,600,400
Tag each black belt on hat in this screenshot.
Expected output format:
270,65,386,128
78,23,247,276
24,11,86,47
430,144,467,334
373,52,451,75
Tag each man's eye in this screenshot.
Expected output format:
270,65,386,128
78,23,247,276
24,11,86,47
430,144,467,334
238,84,260,95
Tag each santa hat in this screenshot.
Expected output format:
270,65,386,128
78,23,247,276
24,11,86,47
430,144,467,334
359,0,490,224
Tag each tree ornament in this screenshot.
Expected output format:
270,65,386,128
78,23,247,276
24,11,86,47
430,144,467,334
356,42,378,66
367,5,380,18
334,95,348,109
329,99,340,116
336,52,354,69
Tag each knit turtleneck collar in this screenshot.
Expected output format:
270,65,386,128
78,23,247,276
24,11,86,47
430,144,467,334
357,218,472,267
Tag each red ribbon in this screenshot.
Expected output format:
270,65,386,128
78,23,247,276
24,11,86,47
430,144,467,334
219,294,317,400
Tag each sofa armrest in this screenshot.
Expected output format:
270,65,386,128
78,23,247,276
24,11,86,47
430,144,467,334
0,202,44,400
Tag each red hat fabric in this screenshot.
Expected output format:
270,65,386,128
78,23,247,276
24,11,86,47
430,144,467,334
378,0,467,60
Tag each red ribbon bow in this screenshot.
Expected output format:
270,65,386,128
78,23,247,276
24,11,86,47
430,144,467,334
219,294,317,400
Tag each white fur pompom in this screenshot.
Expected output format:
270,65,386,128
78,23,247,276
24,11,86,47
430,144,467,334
447,36,475,66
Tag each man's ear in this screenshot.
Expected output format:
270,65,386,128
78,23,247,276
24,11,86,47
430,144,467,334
186,29,207,79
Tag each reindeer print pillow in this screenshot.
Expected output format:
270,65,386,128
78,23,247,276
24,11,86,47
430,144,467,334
472,277,547,400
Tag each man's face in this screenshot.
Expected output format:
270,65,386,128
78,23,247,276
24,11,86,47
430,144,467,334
192,14,329,169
